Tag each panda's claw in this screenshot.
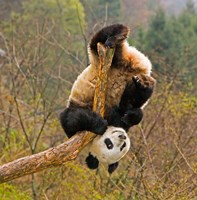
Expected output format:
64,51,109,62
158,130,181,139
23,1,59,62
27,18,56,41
132,76,146,89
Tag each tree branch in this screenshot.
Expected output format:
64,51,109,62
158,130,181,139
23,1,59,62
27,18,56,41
0,43,114,183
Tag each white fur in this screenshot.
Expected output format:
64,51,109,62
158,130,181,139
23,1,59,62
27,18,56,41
127,44,152,76
89,126,130,164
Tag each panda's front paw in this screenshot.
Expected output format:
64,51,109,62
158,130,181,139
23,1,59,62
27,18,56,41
132,75,156,90
121,108,143,127
132,76,146,90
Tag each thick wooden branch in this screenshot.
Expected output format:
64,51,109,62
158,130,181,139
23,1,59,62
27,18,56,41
0,44,114,184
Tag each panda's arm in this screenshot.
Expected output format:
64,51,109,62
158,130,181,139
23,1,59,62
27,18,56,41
108,75,156,130
119,75,156,110
120,75,156,127
60,107,108,138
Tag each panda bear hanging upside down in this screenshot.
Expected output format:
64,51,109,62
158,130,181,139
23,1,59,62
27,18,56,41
60,24,156,173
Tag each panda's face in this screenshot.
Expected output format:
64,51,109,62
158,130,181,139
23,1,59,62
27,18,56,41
89,126,130,164
104,128,127,150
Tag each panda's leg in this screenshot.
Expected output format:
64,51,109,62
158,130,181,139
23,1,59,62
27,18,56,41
120,75,156,109
130,75,155,107
85,153,99,170
89,24,129,55
60,107,108,138
115,75,155,130
108,162,119,174
107,106,127,130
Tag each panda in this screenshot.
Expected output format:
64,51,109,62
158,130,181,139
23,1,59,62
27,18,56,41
60,24,156,136
60,24,156,172
85,126,130,173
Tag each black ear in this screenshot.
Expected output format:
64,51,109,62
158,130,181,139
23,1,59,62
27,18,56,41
85,153,99,170
108,162,119,174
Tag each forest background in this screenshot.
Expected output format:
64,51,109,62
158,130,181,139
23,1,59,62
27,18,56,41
0,0,196,199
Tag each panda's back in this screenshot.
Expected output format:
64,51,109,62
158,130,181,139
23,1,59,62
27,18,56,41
68,65,97,109
68,64,133,112
68,41,153,110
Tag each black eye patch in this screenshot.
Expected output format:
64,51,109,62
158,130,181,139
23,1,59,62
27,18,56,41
104,138,113,149
120,142,126,151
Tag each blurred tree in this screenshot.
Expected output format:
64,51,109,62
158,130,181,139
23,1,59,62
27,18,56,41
4,0,86,64
120,0,152,28
1,0,87,102
81,0,121,33
0,0,22,20
136,2,197,93
0,1,86,198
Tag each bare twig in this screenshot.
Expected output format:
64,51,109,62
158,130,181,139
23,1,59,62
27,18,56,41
173,142,196,174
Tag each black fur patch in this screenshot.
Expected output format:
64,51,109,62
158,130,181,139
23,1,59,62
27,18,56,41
108,162,119,173
108,106,143,131
60,106,108,138
104,138,114,149
120,142,126,151
119,75,155,109
90,24,129,55
85,153,99,169
121,108,143,127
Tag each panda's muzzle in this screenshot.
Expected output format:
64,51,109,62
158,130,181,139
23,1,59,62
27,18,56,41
118,135,127,140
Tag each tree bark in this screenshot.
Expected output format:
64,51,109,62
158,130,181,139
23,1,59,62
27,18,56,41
0,43,114,184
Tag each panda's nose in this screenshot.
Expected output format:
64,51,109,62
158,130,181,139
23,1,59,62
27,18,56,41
119,135,126,140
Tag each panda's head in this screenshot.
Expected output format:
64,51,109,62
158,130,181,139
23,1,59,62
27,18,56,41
85,126,130,172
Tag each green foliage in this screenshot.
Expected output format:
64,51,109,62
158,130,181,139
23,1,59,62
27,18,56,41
2,0,86,75
0,183,31,200
93,0,120,19
0,0,87,117
19,0,85,35
167,92,197,118
36,162,128,200
136,3,197,93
